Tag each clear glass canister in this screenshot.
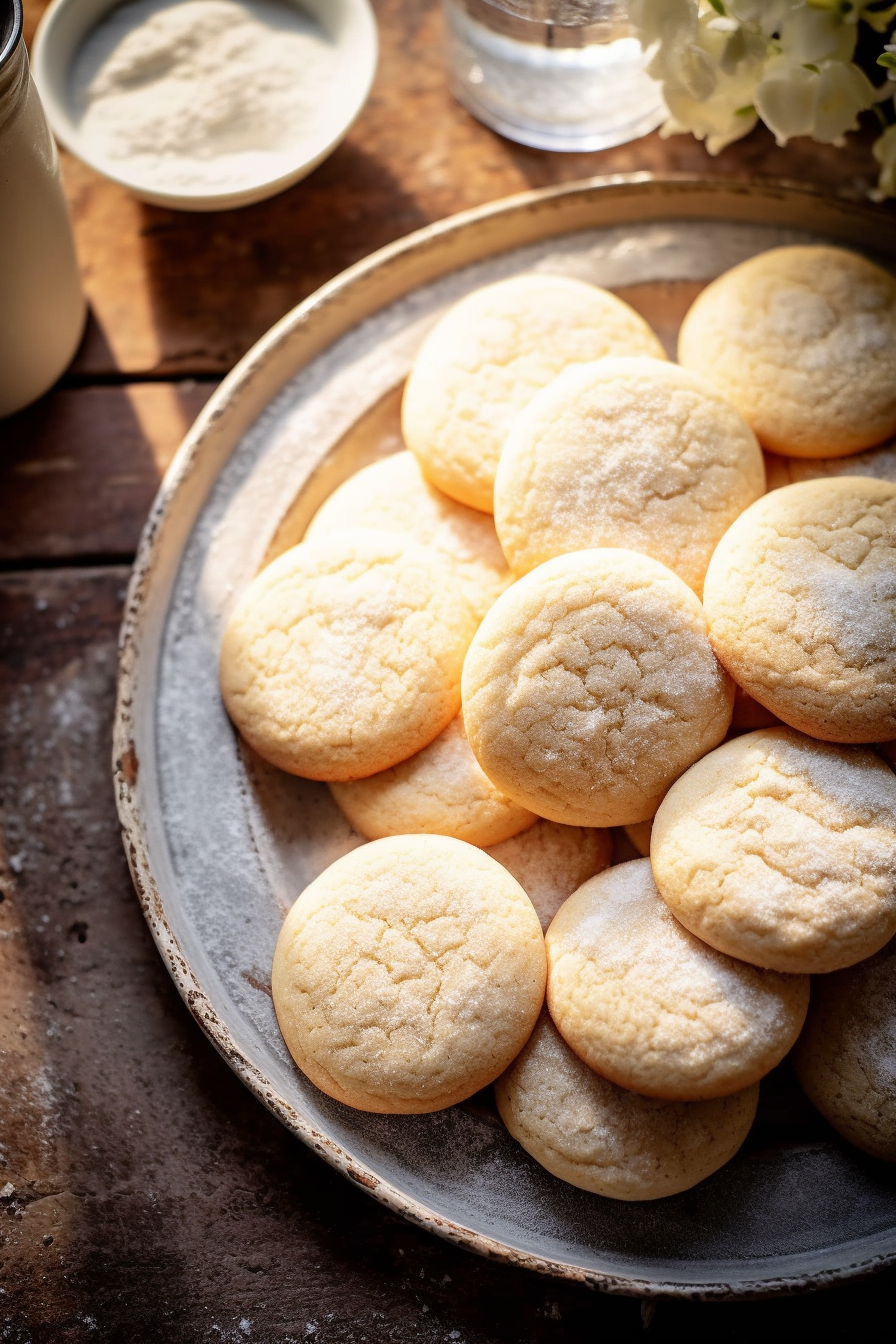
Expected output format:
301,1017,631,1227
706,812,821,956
0,0,85,418
442,0,665,152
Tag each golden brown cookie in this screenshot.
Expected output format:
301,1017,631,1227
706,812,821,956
794,936,896,1162
679,246,896,458
484,819,612,931
272,835,546,1113
461,549,733,828
329,713,536,847
703,477,896,743
546,859,808,1100
651,729,896,974
496,1012,759,1199
304,451,512,621
402,274,666,513
219,531,477,781
494,357,764,595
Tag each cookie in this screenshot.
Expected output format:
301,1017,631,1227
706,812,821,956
703,477,896,743
329,713,537,847
461,549,733,828
484,819,612,932
546,859,808,1100
494,357,764,595
764,437,896,493
496,1012,759,1200
219,531,477,781
271,835,547,1113
402,274,666,513
651,728,896,975
678,245,896,458
304,451,512,621
794,936,896,1162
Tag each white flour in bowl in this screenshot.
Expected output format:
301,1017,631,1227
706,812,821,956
69,0,343,194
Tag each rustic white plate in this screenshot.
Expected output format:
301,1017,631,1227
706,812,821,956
114,175,896,1298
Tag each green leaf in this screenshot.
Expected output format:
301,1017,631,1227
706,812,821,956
878,50,896,68
707,0,726,12
735,104,756,116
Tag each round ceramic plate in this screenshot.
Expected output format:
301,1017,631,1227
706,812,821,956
114,175,896,1299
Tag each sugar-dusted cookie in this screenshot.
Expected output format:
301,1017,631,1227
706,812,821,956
462,549,733,828
703,477,896,743
329,713,536,847
304,452,512,621
402,275,666,513
764,437,896,493
484,818,612,932
652,729,896,975
272,835,546,1113
546,860,808,1101
219,531,477,781
496,1013,759,1200
494,357,764,595
679,246,896,458
795,936,896,1162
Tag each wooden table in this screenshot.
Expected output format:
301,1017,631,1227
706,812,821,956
3,2,896,1336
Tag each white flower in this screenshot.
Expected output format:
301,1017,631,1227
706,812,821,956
628,0,698,50
754,58,817,141
813,61,876,142
779,6,858,64
755,56,875,144
625,0,896,196
726,0,796,34
872,121,896,199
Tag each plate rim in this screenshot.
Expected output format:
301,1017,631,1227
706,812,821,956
113,172,896,1300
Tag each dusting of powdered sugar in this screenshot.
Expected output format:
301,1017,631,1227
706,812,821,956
69,0,343,193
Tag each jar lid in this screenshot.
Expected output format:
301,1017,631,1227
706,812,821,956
1,0,23,74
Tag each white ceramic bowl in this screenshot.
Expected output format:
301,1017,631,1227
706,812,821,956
31,0,378,211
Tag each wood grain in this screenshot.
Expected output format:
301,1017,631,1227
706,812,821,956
0,382,215,562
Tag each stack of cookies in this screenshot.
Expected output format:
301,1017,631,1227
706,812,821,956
220,245,896,1201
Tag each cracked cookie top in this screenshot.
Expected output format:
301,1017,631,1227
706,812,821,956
545,859,809,1101
494,357,764,597
219,530,477,781
652,728,896,975
401,274,666,513
678,245,896,458
484,818,613,933
461,549,734,828
304,451,512,622
703,477,896,743
329,712,537,848
496,1011,759,1200
272,834,546,1113
795,935,896,1162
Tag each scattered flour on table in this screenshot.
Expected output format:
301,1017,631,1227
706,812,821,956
69,0,343,193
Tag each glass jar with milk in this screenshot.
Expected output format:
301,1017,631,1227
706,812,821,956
0,0,85,418
442,0,665,151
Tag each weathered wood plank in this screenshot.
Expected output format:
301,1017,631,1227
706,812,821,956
0,382,214,562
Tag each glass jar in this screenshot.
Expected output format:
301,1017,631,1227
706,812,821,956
0,0,85,419
442,0,665,152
